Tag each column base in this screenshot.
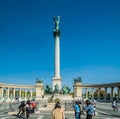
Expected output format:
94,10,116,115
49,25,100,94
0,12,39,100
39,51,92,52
52,77,62,90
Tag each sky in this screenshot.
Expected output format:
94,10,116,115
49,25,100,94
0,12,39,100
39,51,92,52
0,0,120,89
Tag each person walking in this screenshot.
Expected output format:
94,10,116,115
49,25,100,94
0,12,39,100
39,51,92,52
52,101,65,119
26,100,32,119
17,101,26,118
73,101,81,119
112,100,117,111
83,100,94,119
92,99,96,116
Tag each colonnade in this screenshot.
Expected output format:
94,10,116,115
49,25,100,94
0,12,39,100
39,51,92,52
74,82,120,101
0,87,35,99
0,82,44,102
83,86,120,100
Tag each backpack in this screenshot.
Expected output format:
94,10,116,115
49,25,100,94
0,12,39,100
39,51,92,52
32,102,37,108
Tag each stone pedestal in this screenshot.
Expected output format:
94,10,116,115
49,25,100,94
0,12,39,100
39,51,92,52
73,82,82,98
36,83,44,100
52,77,62,90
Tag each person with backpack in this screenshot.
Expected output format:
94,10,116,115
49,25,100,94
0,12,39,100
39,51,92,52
31,101,37,113
83,100,94,119
73,101,81,119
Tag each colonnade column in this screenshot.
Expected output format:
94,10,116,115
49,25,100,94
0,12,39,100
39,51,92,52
7,87,9,98
19,88,21,98
98,88,100,100
13,88,15,98
118,87,120,99
25,89,27,99
104,87,107,100
91,88,94,99
111,87,114,100
1,87,3,98
85,88,88,98
31,89,33,98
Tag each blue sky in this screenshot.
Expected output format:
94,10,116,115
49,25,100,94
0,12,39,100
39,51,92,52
0,0,120,89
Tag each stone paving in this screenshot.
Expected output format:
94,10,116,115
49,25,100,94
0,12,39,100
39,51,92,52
0,102,120,119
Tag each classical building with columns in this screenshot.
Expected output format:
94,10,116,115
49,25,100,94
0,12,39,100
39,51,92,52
74,81,120,101
0,82,44,102
0,81,120,102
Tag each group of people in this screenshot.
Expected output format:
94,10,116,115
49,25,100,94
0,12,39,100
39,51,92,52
73,99,96,119
17,100,37,119
51,99,96,119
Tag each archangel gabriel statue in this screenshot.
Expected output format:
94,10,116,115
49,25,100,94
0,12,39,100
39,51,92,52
53,16,60,30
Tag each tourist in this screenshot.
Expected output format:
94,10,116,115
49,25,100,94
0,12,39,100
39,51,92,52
26,100,32,119
112,100,117,111
83,100,94,119
92,99,96,116
31,100,37,113
52,101,65,119
73,101,81,119
78,100,82,118
17,101,25,118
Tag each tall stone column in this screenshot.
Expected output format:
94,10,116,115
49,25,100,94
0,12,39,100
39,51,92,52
111,87,114,100
98,88,100,100
25,89,27,99
104,87,107,100
85,88,88,98
19,88,21,98
0,87,3,98
118,87,120,99
52,16,62,90
7,87,9,98
13,88,15,98
91,88,94,99
31,89,33,98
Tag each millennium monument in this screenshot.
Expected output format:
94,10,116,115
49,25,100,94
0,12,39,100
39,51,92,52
52,16,62,91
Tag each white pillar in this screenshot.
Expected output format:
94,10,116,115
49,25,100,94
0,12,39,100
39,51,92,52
52,16,62,90
85,88,88,98
13,88,15,98
118,87,120,99
111,87,114,99
91,88,94,99
7,87,9,98
25,89,27,98
19,88,21,98
104,87,107,100
98,88,100,100
31,89,33,98
1,87,3,98
54,36,60,78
